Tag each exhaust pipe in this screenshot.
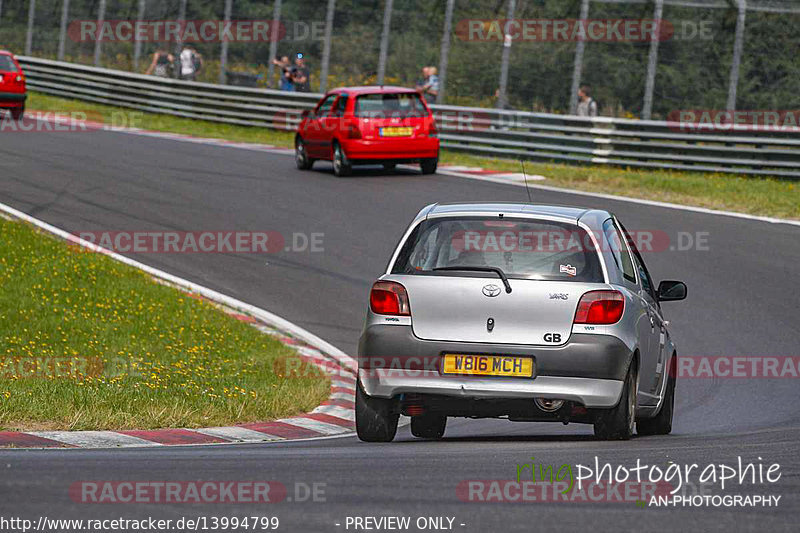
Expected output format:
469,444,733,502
534,398,565,412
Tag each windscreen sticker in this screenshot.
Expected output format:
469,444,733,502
560,264,577,276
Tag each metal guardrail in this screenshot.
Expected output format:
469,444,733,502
16,56,800,179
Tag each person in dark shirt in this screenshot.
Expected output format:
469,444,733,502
292,55,311,92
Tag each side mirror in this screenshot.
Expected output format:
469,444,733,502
657,280,687,302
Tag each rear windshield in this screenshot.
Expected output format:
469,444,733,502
0,55,18,72
354,93,428,118
391,217,604,282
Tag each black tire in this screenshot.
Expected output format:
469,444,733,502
637,357,676,436
420,157,438,175
355,381,398,442
410,414,446,439
10,106,24,121
295,137,314,170
594,361,637,440
383,163,397,171
332,142,352,177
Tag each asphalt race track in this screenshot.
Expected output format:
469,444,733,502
1,127,798,532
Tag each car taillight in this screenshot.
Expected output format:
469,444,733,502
428,120,438,138
574,290,625,325
346,122,362,139
369,281,410,316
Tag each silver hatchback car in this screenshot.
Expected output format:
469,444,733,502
356,203,687,442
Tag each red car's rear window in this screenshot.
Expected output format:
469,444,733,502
0,55,18,72
354,93,428,118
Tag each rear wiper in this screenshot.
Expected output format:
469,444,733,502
432,266,512,294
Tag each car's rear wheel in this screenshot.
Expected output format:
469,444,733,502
332,142,352,177
355,381,398,442
10,106,24,121
295,137,314,170
410,414,446,439
594,361,637,440
637,356,676,436
420,157,438,175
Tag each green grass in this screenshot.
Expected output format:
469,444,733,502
27,91,800,220
0,216,330,432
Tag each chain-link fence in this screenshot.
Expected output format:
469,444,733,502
1,0,798,118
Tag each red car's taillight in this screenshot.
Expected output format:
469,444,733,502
574,290,625,324
428,120,438,138
369,281,410,316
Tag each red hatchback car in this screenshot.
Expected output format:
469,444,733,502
0,51,26,120
295,86,440,177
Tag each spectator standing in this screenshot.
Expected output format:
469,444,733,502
415,66,439,99
145,47,173,77
292,55,311,92
272,56,294,91
576,85,598,117
179,46,202,81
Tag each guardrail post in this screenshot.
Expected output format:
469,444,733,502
642,0,664,120
377,0,394,85
93,0,106,66
57,0,70,61
496,0,516,110
436,0,455,104
726,0,747,112
219,0,233,84
568,0,590,115
25,0,36,55
267,0,283,86
319,0,336,93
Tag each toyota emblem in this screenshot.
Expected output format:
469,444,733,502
482,284,501,297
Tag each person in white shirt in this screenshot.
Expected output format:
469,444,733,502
179,46,202,81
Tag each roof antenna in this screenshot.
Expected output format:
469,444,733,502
520,159,533,204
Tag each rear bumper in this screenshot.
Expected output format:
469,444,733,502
360,371,624,408
357,325,632,408
342,137,439,161
0,91,26,106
